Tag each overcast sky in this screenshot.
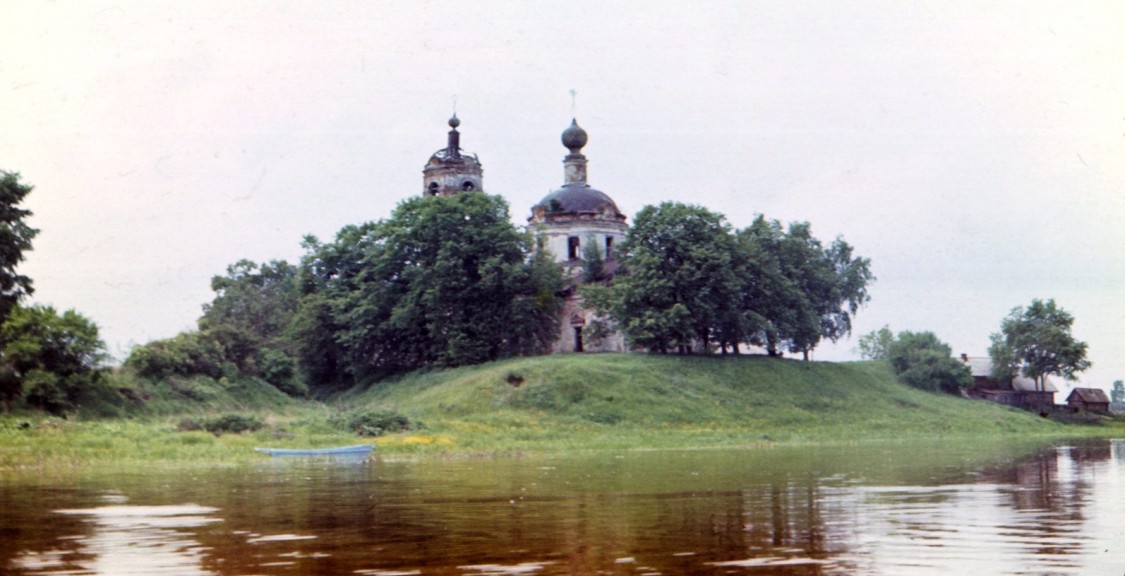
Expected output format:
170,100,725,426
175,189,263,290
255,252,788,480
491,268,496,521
4,1,1123,394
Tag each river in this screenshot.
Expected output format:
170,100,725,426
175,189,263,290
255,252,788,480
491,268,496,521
1,439,1122,575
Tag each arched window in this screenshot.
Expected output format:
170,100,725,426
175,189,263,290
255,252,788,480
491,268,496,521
462,180,475,191
427,182,440,196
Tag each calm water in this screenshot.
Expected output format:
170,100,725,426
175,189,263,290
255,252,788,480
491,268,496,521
1,439,1122,575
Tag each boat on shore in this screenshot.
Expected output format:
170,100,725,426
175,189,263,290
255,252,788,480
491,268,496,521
255,444,374,457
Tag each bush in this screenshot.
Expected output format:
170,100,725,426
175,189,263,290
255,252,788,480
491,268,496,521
126,332,225,380
333,407,412,437
259,349,307,397
23,370,67,415
200,413,264,435
887,331,972,394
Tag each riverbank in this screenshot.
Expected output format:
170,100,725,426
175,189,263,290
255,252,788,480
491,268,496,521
2,354,1122,470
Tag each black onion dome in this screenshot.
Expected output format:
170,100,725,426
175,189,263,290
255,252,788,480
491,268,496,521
561,119,588,153
536,183,624,218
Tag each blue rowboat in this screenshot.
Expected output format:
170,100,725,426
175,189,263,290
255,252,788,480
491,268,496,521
255,444,374,457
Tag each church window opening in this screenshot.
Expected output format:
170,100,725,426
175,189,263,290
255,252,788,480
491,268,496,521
462,180,475,191
428,182,440,196
574,327,584,352
605,236,614,259
567,236,580,260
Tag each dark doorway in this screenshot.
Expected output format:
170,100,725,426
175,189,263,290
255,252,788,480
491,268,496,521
574,327,584,352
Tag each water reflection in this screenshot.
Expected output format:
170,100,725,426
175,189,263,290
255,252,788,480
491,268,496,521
2,440,1122,575
12,500,220,575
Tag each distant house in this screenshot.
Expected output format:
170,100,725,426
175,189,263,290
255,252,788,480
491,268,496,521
958,354,1056,410
1066,388,1110,414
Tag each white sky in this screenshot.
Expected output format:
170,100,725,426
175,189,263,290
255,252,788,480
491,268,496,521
3,1,1123,395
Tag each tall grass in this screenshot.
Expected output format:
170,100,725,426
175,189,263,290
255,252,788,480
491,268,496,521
0,409,362,472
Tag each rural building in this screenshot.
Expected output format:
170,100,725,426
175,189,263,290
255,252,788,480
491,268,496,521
421,115,627,354
958,354,1056,409
1066,388,1110,413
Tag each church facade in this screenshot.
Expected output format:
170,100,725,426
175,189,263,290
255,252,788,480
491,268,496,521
421,115,628,354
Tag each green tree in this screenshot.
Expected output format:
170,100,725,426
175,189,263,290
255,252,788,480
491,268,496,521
887,331,972,394
586,209,873,358
290,229,374,391
611,202,741,354
0,305,107,414
736,216,872,360
299,193,563,380
821,234,874,343
0,171,39,324
735,216,807,357
988,299,1090,391
196,258,304,394
858,325,896,360
774,222,835,359
581,234,607,283
200,259,299,348
288,291,348,393
1112,380,1124,404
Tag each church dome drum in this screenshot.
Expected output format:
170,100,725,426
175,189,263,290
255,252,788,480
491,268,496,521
422,114,484,196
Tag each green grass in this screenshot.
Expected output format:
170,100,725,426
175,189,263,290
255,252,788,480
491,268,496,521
0,407,399,476
338,354,1124,455
2,354,1122,470
112,371,300,416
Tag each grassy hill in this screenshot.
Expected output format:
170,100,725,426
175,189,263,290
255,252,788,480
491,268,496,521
4,354,1119,470
336,353,1105,455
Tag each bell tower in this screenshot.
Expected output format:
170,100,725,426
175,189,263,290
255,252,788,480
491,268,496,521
422,115,484,197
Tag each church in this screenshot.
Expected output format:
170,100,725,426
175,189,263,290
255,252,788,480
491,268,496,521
421,115,628,354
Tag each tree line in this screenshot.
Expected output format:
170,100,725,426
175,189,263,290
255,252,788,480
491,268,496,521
127,193,564,395
125,194,874,397
859,297,1092,397
584,202,872,359
0,168,1100,414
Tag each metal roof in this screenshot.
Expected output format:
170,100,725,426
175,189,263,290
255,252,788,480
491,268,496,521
959,356,1057,392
